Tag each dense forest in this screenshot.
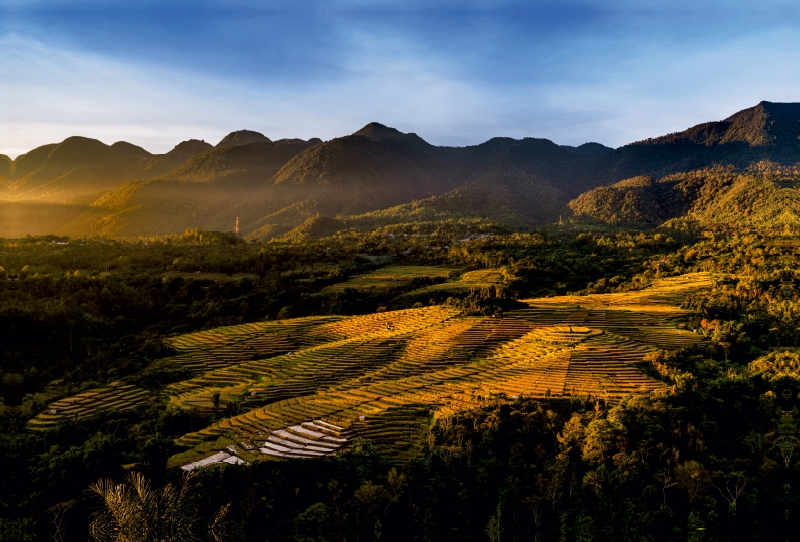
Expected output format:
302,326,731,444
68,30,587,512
2,222,800,540
0,222,695,540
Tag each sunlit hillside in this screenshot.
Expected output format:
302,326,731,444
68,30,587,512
569,163,800,231
30,272,711,468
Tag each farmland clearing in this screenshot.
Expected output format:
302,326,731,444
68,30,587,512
30,271,714,469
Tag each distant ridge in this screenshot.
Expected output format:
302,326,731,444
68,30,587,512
60,137,321,238
6,101,800,238
138,139,214,181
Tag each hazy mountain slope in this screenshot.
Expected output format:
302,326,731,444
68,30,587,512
13,100,800,239
166,139,318,185
62,138,321,237
225,125,461,234
238,126,604,238
329,137,605,233
273,215,347,242
242,201,321,241
0,135,293,237
0,155,11,197
271,130,456,208
71,123,602,239
0,155,11,179
5,138,151,203
0,201,87,238
343,172,567,233
61,179,253,238
138,139,213,180
6,143,58,182
2,136,215,203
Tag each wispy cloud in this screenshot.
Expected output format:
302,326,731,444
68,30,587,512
1,1,800,157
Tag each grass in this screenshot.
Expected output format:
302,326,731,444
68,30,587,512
30,272,715,467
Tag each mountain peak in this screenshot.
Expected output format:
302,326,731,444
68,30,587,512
722,101,800,146
560,142,615,160
109,141,151,158
46,136,112,162
216,130,272,147
168,139,214,156
353,122,426,143
635,101,800,149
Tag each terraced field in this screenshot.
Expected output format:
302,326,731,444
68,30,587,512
30,271,715,468
407,268,507,295
324,265,463,292
28,382,153,430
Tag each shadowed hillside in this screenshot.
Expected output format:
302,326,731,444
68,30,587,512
238,128,612,238
138,139,213,180
343,172,566,233
591,101,800,184
0,154,12,187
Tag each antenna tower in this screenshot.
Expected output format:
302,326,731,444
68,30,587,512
235,216,240,236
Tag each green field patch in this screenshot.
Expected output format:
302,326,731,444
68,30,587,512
324,265,464,292
404,268,506,295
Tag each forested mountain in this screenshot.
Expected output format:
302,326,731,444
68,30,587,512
7,101,800,239
0,136,219,204
215,129,272,147
61,124,613,239
0,137,150,201
569,163,800,231
137,139,213,181
587,101,800,184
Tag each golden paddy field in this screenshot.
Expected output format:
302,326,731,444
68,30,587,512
31,271,714,467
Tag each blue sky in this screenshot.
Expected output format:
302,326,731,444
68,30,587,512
1,1,800,157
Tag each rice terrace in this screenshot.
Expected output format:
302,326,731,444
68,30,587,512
8,21,800,536
31,271,711,469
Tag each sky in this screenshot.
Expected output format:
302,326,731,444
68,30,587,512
1,0,800,158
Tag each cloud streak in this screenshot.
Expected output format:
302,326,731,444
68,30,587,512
1,1,800,157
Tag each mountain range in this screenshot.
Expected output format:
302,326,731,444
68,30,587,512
4,100,800,238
